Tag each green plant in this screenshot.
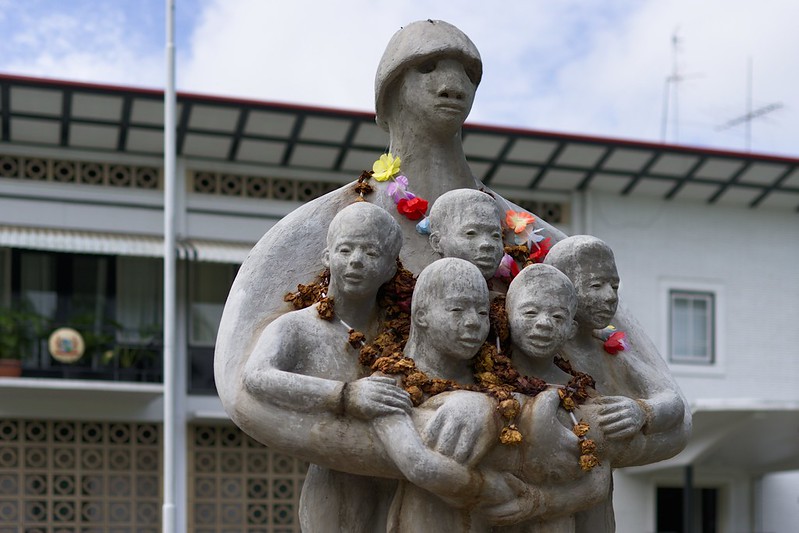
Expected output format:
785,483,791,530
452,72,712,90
0,305,47,360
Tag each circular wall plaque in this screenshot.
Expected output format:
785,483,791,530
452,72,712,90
48,328,85,364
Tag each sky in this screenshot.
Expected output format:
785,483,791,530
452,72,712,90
0,0,797,158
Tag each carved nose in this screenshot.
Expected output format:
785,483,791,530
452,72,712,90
438,86,465,100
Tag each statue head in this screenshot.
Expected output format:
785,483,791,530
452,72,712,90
507,263,578,360
428,189,504,279
323,202,402,299
544,235,620,330
374,20,482,132
410,257,489,361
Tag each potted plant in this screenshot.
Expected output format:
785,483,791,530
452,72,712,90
0,304,46,377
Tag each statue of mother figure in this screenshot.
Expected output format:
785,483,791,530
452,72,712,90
215,19,689,532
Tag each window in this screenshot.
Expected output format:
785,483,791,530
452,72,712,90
189,262,238,346
669,290,715,364
656,486,718,533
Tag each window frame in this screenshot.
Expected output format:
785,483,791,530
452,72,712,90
660,279,725,376
669,289,715,365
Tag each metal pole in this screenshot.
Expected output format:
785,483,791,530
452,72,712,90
162,1,177,532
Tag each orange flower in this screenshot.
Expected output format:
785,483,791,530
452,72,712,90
505,210,535,234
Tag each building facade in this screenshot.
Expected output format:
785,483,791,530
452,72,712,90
0,74,797,532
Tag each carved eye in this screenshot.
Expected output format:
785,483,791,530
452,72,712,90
417,60,436,74
465,229,477,237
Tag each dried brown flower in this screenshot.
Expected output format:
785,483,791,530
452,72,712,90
489,295,509,343
580,439,597,455
405,385,424,406
316,296,335,320
348,329,366,349
498,398,521,420
505,244,530,263
579,454,601,471
573,421,591,437
500,425,523,445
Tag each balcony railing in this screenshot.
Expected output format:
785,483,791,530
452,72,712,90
20,339,163,383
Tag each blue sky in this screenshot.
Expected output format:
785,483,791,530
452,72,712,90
1,0,797,158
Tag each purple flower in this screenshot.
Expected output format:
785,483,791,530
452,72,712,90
386,175,413,203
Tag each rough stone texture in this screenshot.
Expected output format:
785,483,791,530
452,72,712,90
215,19,690,533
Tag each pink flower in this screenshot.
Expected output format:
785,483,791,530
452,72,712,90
495,254,520,282
386,175,414,203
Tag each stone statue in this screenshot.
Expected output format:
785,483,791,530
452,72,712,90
428,189,505,280
214,19,690,532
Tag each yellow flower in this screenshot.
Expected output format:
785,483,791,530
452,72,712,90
372,153,401,182
505,210,536,234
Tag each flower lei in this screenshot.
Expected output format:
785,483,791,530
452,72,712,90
593,325,628,355
494,210,552,284
370,153,431,229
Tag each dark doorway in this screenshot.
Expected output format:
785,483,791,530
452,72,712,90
656,486,718,533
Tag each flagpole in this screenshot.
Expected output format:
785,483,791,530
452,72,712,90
162,0,177,532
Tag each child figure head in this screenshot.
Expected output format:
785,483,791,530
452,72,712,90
411,257,490,362
428,189,504,280
543,236,619,330
507,263,578,360
323,202,403,299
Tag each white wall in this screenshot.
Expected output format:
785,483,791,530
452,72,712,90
584,190,799,404
758,470,799,533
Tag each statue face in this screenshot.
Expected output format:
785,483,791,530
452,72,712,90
394,57,476,134
431,203,504,279
325,227,396,299
420,286,489,360
574,254,619,329
509,284,576,359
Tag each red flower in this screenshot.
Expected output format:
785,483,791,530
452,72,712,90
603,331,627,355
529,237,552,263
397,196,429,220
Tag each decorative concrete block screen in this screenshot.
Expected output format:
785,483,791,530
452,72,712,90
0,419,161,532
189,424,308,533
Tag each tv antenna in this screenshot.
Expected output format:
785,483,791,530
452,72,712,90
716,57,783,151
661,29,702,143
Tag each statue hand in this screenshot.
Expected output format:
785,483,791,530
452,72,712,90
422,393,494,464
589,395,646,439
478,473,537,526
343,376,412,420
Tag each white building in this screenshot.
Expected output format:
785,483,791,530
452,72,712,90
0,74,797,532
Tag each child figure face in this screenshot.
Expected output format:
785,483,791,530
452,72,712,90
573,252,619,330
324,226,397,299
509,284,577,360
421,285,490,361
430,201,504,279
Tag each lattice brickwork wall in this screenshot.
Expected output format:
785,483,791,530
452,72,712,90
188,425,308,533
0,419,161,533
0,154,161,190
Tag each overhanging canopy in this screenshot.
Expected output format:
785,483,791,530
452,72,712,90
0,226,251,263
1,74,798,212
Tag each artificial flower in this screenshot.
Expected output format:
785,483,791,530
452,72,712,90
386,175,413,202
372,153,401,182
529,237,552,263
397,196,428,220
505,210,536,234
603,331,628,355
415,217,430,235
495,254,520,282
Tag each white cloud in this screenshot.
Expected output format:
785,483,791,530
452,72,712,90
0,0,796,157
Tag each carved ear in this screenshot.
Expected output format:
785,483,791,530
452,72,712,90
429,232,442,254
415,308,429,329
321,248,330,268
567,319,578,341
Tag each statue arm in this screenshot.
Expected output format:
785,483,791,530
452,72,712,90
242,318,346,414
482,464,612,526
